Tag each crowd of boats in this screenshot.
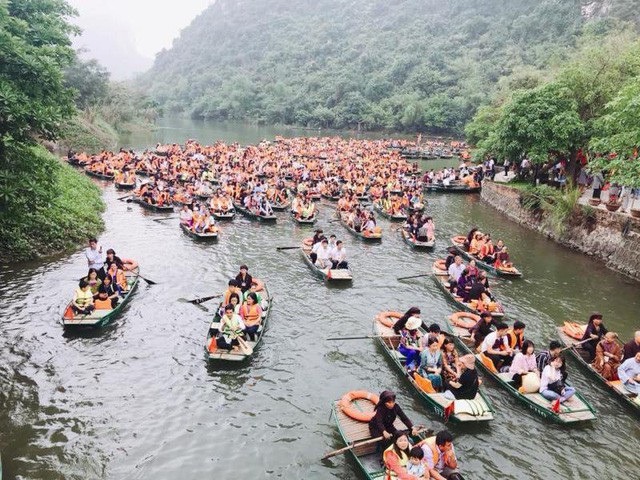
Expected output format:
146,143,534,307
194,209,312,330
58,137,639,480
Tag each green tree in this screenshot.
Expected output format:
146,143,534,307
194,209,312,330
64,56,110,109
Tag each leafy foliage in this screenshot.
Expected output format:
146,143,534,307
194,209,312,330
138,0,633,133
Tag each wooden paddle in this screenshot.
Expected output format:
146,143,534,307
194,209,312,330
276,246,300,251
182,294,220,305
117,193,134,201
237,336,254,355
153,216,180,222
322,426,432,460
326,334,400,341
397,273,431,281
560,337,593,351
130,273,158,285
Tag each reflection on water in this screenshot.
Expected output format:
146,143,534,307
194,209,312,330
0,120,638,479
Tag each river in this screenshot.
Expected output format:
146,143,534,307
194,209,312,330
1,119,638,480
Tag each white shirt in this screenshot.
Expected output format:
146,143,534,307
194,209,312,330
85,246,103,270
316,245,331,261
448,263,465,282
481,331,508,353
331,246,347,262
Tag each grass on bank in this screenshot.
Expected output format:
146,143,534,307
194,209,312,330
0,145,105,261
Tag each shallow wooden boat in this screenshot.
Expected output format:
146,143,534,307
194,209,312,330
180,223,219,240
271,200,291,211
373,312,494,423
133,197,174,212
558,322,640,414
62,264,139,328
204,282,271,362
373,203,407,222
211,209,235,220
450,236,523,278
115,181,136,190
330,396,436,480
424,182,480,193
85,169,115,180
233,202,277,222
401,229,435,250
321,192,341,201
443,314,597,424
432,261,505,318
300,239,352,282
336,211,382,242
291,211,318,225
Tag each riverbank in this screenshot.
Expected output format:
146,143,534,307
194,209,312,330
481,180,640,281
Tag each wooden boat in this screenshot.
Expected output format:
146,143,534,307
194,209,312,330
401,229,434,250
204,281,271,362
271,200,291,211
424,182,480,193
450,236,523,278
62,261,140,328
336,211,382,242
558,322,640,413
233,202,277,222
373,203,407,222
85,169,114,180
300,239,352,282
133,197,174,212
180,223,219,240
443,313,597,424
432,261,505,318
373,312,494,423
321,192,341,201
330,394,436,480
291,211,318,225
115,181,136,190
211,209,235,220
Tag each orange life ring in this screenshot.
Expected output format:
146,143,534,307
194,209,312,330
452,235,466,245
377,311,402,328
251,278,265,292
434,259,446,271
122,258,138,271
303,238,314,247
339,390,380,422
562,321,585,340
449,312,480,329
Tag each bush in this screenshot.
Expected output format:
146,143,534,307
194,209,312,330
0,145,105,260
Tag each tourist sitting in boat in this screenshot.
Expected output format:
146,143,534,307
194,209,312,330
192,211,217,233
369,390,418,448
258,195,274,216
443,354,479,402
494,246,513,269
236,265,253,293
508,340,538,389
447,256,465,283
222,279,242,306
72,280,95,315
466,259,479,279
406,446,426,478
179,205,193,225
104,248,124,272
313,238,333,270
536,340,567,382
418,217,435,242
540,356,575,403
399,316,423,371
420,430,461,480
330,240,348,269
382,433,418,479
422,323,444,349
419,337,443,390
216,304,246,351
470,311,494,349
83,268,102,295
617,352,640,394
218,293,241,318
441,338,461,385
481,322,513,371
96,275,119,309
507,321,526,352
240,292,262,341
479,235,495,263
592,332,622,381
444,248,457,270
107,263,129,294
392,307,422,334
623,331,640,360
469,231,484,255
581,312,608,362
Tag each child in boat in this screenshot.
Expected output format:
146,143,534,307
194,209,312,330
215,304,246,351
72,280,95,315
406,446,426,478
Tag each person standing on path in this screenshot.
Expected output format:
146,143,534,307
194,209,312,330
591,171,605,200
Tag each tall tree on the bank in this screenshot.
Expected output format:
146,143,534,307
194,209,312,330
0,0,77,150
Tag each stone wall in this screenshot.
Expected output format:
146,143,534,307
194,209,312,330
481,181,640,282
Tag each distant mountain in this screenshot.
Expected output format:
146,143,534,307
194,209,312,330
138,0,638,133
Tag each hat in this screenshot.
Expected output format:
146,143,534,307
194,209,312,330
406,316,422,330
589,312,603,322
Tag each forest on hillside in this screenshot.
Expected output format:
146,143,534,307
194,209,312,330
138,0,639,134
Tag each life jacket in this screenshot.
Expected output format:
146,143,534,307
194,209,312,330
241,303,260,323
507,329,524,350
75,288,93,307
221,314,243,337
481,243,494,257
383,445,409,480
421,437,441,470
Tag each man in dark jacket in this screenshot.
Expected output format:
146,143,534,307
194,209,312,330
368,390,418,443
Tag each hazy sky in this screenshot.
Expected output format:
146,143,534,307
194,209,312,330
67,0,214,78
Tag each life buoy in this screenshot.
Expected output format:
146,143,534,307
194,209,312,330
339,390,380,422
449,312,480,329
122,258,138,271
303,238,314,247
434,259,447,271
251,278,265,292
562,321,585,340
377,311,402,328
452,235,466,245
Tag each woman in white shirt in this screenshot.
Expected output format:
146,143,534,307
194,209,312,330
539,356,575,403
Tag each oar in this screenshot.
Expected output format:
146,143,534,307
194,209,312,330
153,216,180,222
131,273,158,285
322,426,432,460
397,273,431,281
326,335,399,341
237,336,254,355
117,193,134,201
560,337,593,352
182,294,221,305
276,246,300,251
